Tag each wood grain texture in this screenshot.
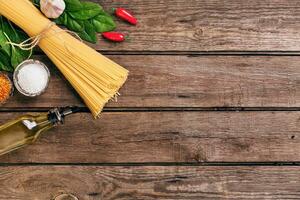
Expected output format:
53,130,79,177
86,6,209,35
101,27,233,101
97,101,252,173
1,166,300,199
83,0,300,51
3,1,300,198
3,55,300,108
0,111,299,163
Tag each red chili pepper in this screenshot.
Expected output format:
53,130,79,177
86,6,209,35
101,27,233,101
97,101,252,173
102,32,126,42
114,8,137,25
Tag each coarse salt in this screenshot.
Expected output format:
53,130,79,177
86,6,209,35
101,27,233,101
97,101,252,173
16,62,49,95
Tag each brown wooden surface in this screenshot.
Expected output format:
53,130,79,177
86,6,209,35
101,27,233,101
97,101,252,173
2,0,300,199
0,111,299,163
88,0,300,51
1,166,300,200
3,55,300,108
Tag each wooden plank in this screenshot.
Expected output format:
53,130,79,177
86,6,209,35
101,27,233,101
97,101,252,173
1,166,300,199
79,0,300,51
3,55,300,108
0,111,299,163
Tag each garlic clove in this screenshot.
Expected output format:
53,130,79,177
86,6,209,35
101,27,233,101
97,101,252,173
40,0,66,19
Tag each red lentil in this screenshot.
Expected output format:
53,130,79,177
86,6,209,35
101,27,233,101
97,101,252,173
0,73,12,104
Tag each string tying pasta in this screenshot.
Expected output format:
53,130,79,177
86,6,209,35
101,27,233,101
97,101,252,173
7,22,54,51
7,22,83,51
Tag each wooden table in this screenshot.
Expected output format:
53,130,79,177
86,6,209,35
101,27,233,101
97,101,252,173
1,0,300,199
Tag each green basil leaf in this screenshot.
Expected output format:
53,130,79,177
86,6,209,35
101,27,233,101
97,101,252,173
78,20,97,43
54,12,96,43
56,13,84,32
11,49,22,68
69,2,102,20
66,14,84,32
0,49,12,72
0,61,12,72
15,30,31,59
16,29,29,43
0,16,30,70
32,0,40,7
1,19,19,42
64,0,83,12
0,62,11,72
52,1,116,43
55,12,68,25
0,17,11,56
11,45,30,69
11,46,30,69
91,12,116,33
1,19,30,68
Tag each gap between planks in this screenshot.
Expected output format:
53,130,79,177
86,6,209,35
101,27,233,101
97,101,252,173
33,50,300,56
1,162,300,167
1,107,300,113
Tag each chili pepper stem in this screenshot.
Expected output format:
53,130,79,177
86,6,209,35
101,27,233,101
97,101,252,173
124,35,130,42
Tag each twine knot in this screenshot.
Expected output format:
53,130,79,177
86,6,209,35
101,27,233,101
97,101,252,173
6,22,82,51
7,22,55,51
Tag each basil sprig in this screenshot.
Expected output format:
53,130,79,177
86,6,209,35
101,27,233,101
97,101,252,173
0,16,31,72
55,0,116,43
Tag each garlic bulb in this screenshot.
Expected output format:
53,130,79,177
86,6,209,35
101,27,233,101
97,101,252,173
40,0,66,19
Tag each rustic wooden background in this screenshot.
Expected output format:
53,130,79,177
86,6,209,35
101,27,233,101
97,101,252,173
1,0,300,199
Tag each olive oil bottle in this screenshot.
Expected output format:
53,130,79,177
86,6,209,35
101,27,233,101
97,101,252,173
0,107,79,156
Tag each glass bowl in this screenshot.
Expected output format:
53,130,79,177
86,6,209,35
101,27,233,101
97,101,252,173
13,59,50,97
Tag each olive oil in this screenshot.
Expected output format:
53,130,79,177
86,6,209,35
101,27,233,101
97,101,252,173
0,107,79,156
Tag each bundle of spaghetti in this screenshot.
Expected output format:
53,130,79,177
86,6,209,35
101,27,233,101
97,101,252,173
0,0,128,118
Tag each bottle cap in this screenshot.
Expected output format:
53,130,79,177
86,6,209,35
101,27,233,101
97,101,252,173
48,107,81,124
